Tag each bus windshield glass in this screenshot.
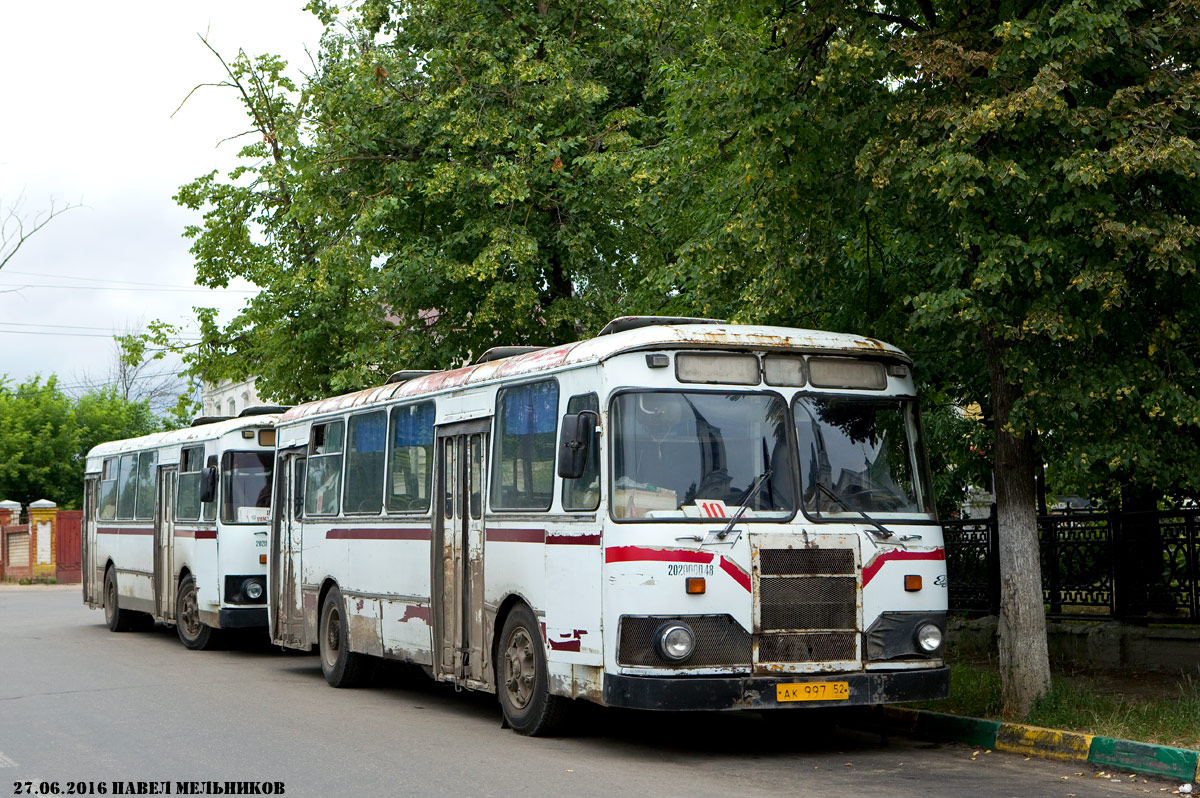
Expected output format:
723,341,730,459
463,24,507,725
221,451,274,524
793,396,933,519
611,391,794,521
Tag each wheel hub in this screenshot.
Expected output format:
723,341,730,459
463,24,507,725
503,628,535,709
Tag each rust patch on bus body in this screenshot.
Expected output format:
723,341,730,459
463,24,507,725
400,604,431,623
349,611,383,657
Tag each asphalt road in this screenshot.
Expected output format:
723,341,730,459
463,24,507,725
0,586,1180,797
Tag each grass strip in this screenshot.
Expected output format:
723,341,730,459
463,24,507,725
917,660,1200,751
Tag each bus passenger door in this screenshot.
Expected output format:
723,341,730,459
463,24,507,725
154,466,177,619
271,451,306,647
82,476,99,605
433,420,490,688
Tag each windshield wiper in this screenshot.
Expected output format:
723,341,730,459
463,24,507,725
716,469,773,540
815,483,896,541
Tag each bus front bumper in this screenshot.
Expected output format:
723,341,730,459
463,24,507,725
602,665,949,711
198,607,269,629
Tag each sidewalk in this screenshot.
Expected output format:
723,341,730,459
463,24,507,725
0,582,78,591
856,705,1200,785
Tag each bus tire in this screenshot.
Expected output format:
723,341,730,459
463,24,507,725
496,603,570,736
319,586,369,688
103,567,138,633
176,575,217,650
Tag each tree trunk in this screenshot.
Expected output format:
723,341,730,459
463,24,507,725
984,330,1052,717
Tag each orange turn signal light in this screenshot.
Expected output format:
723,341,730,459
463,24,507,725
260,554,268,564
685,577,706,595
904,574,922,592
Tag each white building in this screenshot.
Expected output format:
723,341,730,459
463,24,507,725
200,377,264,418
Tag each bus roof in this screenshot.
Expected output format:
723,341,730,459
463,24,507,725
85,414,280,462
279,322,908,425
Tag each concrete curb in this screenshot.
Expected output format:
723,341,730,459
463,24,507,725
861,706,1200,783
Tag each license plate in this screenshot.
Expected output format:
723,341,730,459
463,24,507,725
776,681,850,702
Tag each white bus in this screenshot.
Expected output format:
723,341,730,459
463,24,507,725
83,410,281,648
269,318,949,734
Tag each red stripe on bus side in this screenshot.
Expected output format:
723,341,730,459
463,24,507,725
487,528,545,544
604,546,713,565
718,557,752,592
96,527,153,536
194,530,217,540
326,528,432,541
861,548,945,587
545,534,601,546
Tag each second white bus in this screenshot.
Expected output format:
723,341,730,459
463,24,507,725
83,410,281,648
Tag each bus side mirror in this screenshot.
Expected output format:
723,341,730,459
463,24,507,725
200,466,217,504
557,410,598,480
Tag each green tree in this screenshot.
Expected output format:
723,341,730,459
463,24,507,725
638,0,1200,714
0,377,160,509
169,0,683,403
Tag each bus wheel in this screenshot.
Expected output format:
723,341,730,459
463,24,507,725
319,586,369,688
496,604,570,736
176,575,216,650
103,568,137,633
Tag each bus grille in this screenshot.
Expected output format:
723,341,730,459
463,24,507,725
758,632,856,662
755,547,859,667
618,614,751,668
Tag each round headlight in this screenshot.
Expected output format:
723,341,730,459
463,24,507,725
656,623,696,662
915,622,943,653
244,579,264,600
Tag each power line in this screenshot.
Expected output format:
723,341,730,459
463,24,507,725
1,269,256,291
0,282,256,294
0,321,201,334
0,329,200,340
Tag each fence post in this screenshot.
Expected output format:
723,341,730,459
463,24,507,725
1044,514,1062,615
28,499,58,580
0,499,21,581
988,503,1001,615
1187,511,1199,623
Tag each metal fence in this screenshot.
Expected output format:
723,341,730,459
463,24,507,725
942,509,1200,624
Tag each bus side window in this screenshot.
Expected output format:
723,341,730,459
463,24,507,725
344,410,386,515
562,393,600,512
134,451,157,520
99,457,118,520
306,420,345,516
387,402,435,514
491,380,559,511
176,446,204,521
116,453,139,520
293,458,306,520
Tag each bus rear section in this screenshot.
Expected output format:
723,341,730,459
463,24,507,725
83,412,281,648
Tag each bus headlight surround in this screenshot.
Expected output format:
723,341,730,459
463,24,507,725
915,622,943,653
244,579,264,601
655,622,696,662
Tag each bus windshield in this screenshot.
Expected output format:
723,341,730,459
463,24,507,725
793,396,933,519
221,451,274,524
611,391,795,521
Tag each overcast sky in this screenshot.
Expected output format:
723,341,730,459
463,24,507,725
0,1,324,396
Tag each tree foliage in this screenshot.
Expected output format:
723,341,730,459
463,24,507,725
171,0,689,403
0,377,162,509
